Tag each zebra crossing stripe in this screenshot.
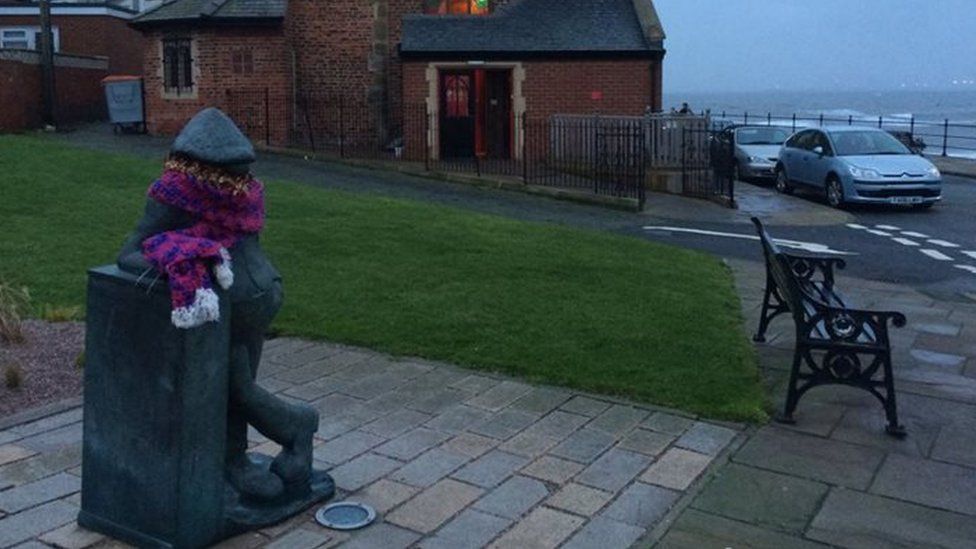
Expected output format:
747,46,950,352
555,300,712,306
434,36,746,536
920,249,954,261
892,238,920,247
927,239,961,248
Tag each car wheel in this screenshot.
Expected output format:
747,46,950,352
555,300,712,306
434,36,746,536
826,177,845,208
775,168,794,195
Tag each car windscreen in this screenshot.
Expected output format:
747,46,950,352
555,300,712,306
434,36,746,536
830,130,911,156
735,127,790,145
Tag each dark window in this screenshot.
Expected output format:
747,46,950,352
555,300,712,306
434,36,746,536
790,130,816,151
831,130,910,156
232,49,254,75
162,37,193,95
423,0,490,14
812,132,834,155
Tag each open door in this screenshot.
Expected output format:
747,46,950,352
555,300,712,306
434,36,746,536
439,71,475,158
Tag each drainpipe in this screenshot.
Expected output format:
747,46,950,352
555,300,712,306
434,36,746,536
369,0,390,145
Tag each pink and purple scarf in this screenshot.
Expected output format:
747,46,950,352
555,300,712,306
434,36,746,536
141,168,264,329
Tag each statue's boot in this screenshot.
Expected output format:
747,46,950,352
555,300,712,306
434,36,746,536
226,455,285,501
228,343,319,487
271,405,318,485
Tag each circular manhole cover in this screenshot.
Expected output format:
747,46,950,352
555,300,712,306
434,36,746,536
315,502,377,531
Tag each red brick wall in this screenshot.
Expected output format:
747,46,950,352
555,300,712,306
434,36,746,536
285,0,426,137
0,14,143,74
521,59,657,119
402,59,661,116
401,58,661,159
286,0,375,102
142,26,290,146
0,54,107,132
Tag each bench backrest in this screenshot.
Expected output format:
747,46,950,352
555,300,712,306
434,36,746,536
751,217,806,321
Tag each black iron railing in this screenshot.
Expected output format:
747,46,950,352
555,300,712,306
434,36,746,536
221,88,648,208
709,110,976,158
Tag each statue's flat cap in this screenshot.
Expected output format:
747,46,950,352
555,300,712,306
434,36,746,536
171,108,255,166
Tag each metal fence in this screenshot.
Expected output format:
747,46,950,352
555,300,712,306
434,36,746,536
222,89,648,208
710,110,976,159
679,119,735,204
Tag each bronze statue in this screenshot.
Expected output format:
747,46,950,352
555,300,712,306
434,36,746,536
117,108,327,503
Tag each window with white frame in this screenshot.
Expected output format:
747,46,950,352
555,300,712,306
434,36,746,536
0,27,60,51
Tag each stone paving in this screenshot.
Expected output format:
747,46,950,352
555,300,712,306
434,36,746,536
658,258,976,549
0,338,740,548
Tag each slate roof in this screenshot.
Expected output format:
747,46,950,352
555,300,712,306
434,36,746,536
131,0,285,26
401,0,665,58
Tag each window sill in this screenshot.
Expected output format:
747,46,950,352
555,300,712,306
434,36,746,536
161,89,198,101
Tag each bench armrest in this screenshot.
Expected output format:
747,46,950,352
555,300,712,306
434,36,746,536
784,253,847,286
813,304,907,343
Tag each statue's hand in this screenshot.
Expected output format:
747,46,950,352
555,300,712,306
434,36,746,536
118,251,155,277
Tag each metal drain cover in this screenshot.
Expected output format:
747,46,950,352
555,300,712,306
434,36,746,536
315,502,376,531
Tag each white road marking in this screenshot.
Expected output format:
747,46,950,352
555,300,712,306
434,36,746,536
902,231,930,238
956,265,976,275
920,249,954,261
963,251,976,260
875,225,901,231
866,229,893,237
927,239,961,248
892,238,920,247
846,223,868,230
642,226,855,255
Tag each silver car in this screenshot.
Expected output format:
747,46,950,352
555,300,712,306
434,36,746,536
716,125,792,181
776,127,942,209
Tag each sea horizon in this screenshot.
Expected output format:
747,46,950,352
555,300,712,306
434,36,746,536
662,89,976,123
662,89,976,158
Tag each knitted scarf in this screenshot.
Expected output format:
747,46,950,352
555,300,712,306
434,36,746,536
141,162,264,329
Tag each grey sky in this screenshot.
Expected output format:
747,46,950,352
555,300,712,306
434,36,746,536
654,0,976,93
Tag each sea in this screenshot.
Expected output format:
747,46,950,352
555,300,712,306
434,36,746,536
662,90,976,158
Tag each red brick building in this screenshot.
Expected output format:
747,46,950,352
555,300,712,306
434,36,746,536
0,1,144,74
132,0,666,160
0,1,146,130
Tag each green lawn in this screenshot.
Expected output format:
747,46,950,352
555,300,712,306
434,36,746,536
0,135,765,421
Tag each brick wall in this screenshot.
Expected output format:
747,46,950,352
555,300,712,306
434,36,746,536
521,59,658,119
285,0,425,139
0,14,143,74
0,51,108,132
141,26,290,145
286,0,375,103
401,58,661,159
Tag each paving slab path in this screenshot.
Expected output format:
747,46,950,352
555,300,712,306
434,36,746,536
0,339,741,548
657,258,976,549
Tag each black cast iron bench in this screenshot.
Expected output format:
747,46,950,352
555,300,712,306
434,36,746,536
751,217,907,437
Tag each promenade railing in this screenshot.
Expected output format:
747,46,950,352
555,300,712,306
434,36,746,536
708,110,976,158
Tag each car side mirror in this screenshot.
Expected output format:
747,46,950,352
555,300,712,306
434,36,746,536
813,145,825,157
